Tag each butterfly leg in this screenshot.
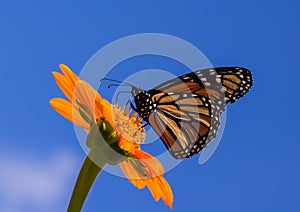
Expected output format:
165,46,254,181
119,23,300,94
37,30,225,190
125,99,132,108
141,122,149,128
130,102,137,111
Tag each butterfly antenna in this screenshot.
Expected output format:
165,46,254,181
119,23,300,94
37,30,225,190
100,77,135,87
100,77,123,83
108,84,135,89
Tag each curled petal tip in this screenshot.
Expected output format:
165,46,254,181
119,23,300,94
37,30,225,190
59,63,66,68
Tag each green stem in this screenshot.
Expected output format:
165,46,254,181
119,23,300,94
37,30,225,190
67,154,105,212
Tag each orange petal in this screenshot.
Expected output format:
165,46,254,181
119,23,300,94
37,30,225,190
157,176,173,209
119,161,146,189
49,98,90,131
118,137,139,154
145,177,173,209
96,98,113,124
145,176,173,209
59,64,79,87
55,64,104,120
73,80,101,119
52,72,75,102
52,64,109,129
119,156,173,209
133,150,165,177
146,178,161,201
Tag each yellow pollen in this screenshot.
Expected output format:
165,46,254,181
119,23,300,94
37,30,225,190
112,105,146,144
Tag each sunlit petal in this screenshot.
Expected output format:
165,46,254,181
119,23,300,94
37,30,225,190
59,64,79,86
73,80,101,119
50,98,89,130
52,72,74,102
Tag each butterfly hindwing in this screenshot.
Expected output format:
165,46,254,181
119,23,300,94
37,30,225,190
147,92,221,159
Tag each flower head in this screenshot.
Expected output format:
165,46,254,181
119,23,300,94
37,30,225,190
50,64,173,209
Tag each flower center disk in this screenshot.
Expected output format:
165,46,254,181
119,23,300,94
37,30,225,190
112,105,146,145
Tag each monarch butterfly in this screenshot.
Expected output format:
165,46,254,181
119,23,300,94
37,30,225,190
105,67,253,159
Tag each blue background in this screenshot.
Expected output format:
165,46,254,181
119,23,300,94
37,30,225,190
1,0,299,211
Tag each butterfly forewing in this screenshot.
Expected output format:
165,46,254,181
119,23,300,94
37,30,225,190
214,67,253,103
132,67,253,159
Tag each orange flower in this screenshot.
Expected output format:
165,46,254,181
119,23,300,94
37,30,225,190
50,64,173,209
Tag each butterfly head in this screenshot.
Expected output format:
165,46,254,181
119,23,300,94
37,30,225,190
131,86,143,97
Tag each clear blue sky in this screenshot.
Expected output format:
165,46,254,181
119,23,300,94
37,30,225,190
1,0,300,211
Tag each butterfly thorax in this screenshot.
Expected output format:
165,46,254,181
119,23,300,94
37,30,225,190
132,90,159,121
